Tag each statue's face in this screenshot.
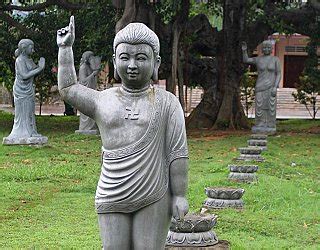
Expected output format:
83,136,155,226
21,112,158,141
25,43,34,55
262,44,272,55
114,43,155,89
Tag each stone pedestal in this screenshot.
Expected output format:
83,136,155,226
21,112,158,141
252,126,276,135
202,187,245,210
165,240,230,249
228,165,258,183
248,134,268,151
236,147,264,162
248,139,267,150
75,129,99,135
250,134,267,140
2,136,48,146
166,214,219,248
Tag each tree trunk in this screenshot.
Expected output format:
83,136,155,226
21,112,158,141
213,0,248,129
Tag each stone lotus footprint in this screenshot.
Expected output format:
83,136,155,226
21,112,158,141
166,213,218,247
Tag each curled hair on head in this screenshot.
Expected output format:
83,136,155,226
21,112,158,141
80,51,94,65
113,23,160,56
15,39,34,57
262,40,273,47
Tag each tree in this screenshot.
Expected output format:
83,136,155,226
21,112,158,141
0,1,117,112
292,39,320,119
111,0,320,129
2,1,319,127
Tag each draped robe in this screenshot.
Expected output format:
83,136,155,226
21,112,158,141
95,86,188,213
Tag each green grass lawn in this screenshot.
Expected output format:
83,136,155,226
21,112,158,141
0,111,319,249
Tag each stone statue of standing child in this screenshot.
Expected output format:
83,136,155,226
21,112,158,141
57,16,189,249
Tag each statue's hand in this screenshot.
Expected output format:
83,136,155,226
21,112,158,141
172,196,189,220
271,87,277,97
38,57,45,70
241,41,247,51
57,16,75,47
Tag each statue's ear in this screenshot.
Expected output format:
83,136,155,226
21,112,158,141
112,54,120,81
152,55,161,81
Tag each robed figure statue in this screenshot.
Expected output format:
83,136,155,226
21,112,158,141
57,16,189,250
242,40,281,134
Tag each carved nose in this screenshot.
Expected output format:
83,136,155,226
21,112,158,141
128,60,137,70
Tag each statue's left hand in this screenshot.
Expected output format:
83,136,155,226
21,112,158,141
172,196,189,220
271,87,277,97
38,57,45,70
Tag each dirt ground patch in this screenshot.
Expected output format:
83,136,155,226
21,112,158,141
187,128,250,140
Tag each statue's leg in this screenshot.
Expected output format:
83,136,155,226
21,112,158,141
132,191,171,250
98,213,132,250
255,92,263,127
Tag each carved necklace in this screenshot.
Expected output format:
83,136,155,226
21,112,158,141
121,84,150,120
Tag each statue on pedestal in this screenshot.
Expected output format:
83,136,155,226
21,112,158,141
242,40,281,134
3,39,47,145
57,16,189,249
75,51,101,135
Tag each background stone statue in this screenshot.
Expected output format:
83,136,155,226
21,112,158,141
75,51,101,135
57,16,189,250
242,40,281,134
3,39,47,145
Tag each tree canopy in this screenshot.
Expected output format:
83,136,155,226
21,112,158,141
0,0,319,127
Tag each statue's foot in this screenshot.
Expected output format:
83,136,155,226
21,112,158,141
75,129,99,135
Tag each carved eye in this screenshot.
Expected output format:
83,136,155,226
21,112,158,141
137,56,147,61
120,56,128,61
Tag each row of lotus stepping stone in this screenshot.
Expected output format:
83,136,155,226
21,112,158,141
228,134,268,182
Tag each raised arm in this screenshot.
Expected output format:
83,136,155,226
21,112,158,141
242,41,256,65
57,16,99,118
16,57,45,80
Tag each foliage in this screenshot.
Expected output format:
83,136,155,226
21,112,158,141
0,112,319,248
0,2,117,107
240,71,256,117
292,24,320,119
0,61,14,94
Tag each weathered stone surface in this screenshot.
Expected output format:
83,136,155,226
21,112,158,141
203,187,245,209
166,214,218,247
236,154,265,162
250,134,268,140
203,198,244,209
228,172,257,182
2,136,48,146
248,139,267,146
228,165,258,173
76,51,101,135
228,165,258,182
238,147,262,155
242,40,281,134
165,240,230,249
57,18,189,249
205,187,245,200
75,129,99,135
252,126,276,135
3,39,47,146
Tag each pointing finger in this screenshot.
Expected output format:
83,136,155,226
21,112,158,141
69,15,75,34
